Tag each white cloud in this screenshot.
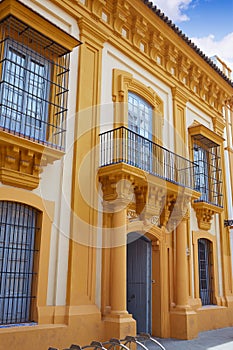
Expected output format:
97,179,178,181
191,33,233,75
150,0,193,22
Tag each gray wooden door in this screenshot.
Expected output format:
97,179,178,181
127,233,152,333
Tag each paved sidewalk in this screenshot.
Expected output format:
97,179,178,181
148,327,233,350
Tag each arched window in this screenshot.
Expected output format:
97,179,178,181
0,201,39,324
198,238,214,305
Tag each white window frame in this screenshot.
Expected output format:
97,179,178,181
128,92,153,172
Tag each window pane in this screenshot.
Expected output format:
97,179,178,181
0,40,49,141
128,92,153,171
194,145,209,202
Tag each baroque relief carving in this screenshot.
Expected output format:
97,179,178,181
91,0,106,19
0,131,65,190
113,0,130,36
0,145,42,190
96,1,230,117
192,202,223,231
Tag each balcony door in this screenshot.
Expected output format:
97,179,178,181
128,92,153,172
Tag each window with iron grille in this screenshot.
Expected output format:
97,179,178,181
0,16,70,150
0,201,39,325
193,135,223,207
198,238,214,306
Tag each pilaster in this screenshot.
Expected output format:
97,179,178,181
170,198,198,339
100,179,136,339
67,19,105,312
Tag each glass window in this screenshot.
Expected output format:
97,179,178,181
193,140,222,207
194,144,209,202
0,201,39,324
128,92,153,171
0,41,50,142
0,16,72,150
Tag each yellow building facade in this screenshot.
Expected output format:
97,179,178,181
0,0,233,349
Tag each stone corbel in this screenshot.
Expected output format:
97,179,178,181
113,0,130,35
178,55,191,84
0,145,41,190
149,31,164,62
160,194,176,229
165,44,178,75
192,201,223,231
225,95,233,107
199,74,211,101
166,194,190,231
189,65,201,92
216,90,228,114
140,185,166,226
193,204,214,230
4,146,19,168
91,0,106,20
132,16,148,51
212,114,226,137
208,83,219,107
99,172,135,204
134,185,147,216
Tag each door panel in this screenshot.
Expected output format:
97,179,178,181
127,233,151,333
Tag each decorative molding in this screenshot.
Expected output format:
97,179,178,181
140,184,166,226
127,208,138,221
113,0,130,36
132,15,148,51
0,0,80,51
188,123,224,146
112,69,163,115
50,0,231,119
91,0,106,19
0,131,64,190
99,163,200,233
165,43,178,75
192,202,223,231
112,69,164,141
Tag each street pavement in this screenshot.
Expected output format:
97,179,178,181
148,327,233,350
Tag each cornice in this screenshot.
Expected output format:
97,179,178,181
188,123,225,145
45,0,233,111
141,0,233,88
0,0,81,51
78,17,109,46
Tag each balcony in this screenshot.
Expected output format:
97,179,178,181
99,126,196,189
98,127,200,230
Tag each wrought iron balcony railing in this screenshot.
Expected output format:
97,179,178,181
100,126,196,189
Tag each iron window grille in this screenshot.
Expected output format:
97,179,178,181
0,201,40,325
198,238,214,306
193,135,223,207
0,15,71,150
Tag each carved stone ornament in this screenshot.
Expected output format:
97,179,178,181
192,201,223,231
0,131,64,190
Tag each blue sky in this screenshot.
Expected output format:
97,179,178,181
151,0,233,75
